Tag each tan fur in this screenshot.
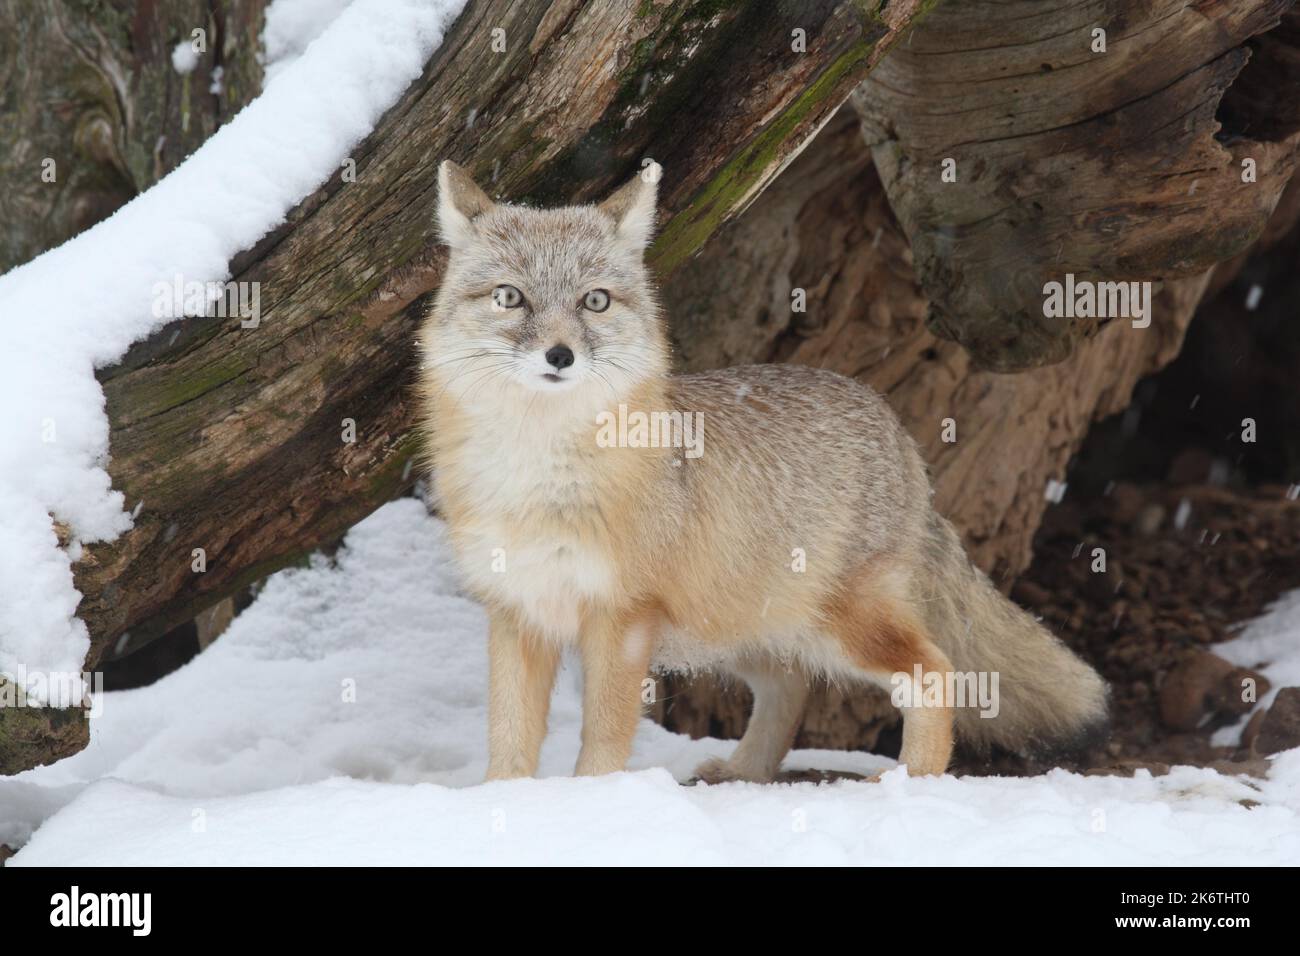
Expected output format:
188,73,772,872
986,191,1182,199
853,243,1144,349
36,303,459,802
419,161,1109,783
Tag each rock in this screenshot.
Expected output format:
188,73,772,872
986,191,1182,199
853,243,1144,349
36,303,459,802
1168,446,1215,484
1107,482,1146,524
773,768,869,785
1242,708,1268,751
1207,756,1272,780
1256,688,1300,755
1136,504,1166,536
1159,652,1271,731
1120,577,1145,600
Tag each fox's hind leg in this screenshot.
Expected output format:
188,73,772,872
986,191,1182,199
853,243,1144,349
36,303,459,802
894,675,955,776
694,660,810,784
826,568,955,777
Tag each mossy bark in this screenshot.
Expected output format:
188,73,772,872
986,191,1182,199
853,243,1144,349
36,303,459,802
0,0,268,272
0,680,89,776
1,0,936,773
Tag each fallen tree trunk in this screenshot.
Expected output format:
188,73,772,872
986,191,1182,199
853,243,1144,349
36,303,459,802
3,0,932,773
11,0,1297,774
652,0,1300,751
854,0,1300,371
0,0,268,273
658,137,1300,752
0,0,269,777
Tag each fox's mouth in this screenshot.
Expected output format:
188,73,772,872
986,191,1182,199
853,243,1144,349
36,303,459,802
531,370,580,391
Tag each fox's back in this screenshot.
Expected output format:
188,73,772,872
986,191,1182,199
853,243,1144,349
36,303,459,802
652,364,932,647
671,363,929,552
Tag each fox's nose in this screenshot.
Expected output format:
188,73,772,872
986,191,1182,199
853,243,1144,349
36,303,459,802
545,344,575,370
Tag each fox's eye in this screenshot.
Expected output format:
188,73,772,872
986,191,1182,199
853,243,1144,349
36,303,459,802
583,289,610,313
492,285,523,310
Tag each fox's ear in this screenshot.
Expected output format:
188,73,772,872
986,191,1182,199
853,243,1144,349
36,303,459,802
437,160,494,249
598,162,661,250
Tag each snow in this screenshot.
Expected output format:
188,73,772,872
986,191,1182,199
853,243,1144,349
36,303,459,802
171,40,200,76
4,500,1298,866
0,0,467,701
262,0,360,83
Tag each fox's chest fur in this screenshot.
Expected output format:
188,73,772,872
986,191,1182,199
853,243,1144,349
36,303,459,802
433,397,647,642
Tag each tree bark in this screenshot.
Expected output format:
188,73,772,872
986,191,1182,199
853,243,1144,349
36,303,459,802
0,0,266,774
11,0,1298,772
853,0,1300,371
0,0,268,272
2,0,934,773
652,0,1300,748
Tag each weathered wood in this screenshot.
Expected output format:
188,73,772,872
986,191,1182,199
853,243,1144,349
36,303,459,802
0,0,267,776
0,678,89,776
0,0,268,272
659,2,1300,755
57,0,932,682
655,102,1300,752
852,0,1300,371
8,0,1296,777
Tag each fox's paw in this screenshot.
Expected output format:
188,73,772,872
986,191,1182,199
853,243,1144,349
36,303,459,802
693,757,744,784
692,756,773,785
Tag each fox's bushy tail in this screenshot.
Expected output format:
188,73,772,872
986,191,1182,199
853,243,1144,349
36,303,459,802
915,511,1109,758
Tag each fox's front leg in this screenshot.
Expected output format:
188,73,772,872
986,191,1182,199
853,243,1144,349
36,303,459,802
574,612,657,776
486,610,560,781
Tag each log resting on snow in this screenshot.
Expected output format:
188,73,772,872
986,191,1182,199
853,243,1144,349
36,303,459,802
1,0,932,774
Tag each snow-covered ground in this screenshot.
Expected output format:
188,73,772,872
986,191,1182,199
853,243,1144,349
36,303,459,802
2,0,1297,866
3,499,1297,866
0,0,465,699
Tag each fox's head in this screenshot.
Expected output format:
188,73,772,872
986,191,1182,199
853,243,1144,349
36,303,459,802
425,161,669,405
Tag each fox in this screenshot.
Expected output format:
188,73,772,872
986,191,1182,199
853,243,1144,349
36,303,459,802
417,159,1109,783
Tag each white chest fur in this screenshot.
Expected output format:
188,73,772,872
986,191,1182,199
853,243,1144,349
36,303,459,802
439,399,619,642
474,533,615,642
